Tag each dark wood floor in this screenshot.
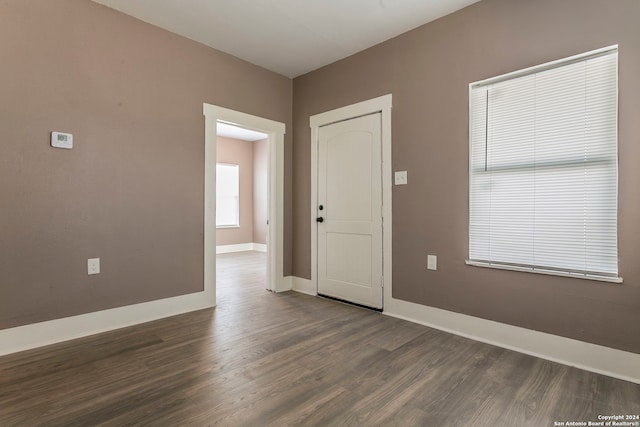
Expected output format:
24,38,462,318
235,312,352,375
1,251,638,426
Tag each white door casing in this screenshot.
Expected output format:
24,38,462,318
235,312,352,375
310,94,393,311
317,113,383,308
203,103,287,295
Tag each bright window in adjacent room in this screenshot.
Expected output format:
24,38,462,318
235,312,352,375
467,46,620,282
216,163,240,228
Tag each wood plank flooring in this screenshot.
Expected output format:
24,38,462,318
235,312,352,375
1,251,638,426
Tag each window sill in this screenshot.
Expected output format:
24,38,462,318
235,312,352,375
216,225,240,229
465,260,623,284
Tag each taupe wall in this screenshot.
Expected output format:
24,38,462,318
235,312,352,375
292,0,640,354
253,138,268,245
0,0,292,330
216,136,254,246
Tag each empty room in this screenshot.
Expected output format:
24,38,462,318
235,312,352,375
1,0,639,426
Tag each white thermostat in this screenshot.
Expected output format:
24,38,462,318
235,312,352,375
51,132,73,149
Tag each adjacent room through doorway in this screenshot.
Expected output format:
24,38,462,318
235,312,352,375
215,122,269,300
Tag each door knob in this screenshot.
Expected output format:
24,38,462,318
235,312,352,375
316,217,324,223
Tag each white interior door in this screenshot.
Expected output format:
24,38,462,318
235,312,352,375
317,113,383,309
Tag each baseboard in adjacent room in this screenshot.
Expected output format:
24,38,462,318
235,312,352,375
216,243,266,254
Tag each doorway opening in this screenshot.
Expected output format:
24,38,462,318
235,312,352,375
203,103,286,307
215,123,269,300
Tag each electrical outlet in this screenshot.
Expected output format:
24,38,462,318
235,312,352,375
427,255,437,271
394,171,408,185
88,258,100,275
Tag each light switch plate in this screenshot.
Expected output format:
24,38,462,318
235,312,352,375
51,132,73,149
427,255,437,270
88,258,100,275
394,171,408,185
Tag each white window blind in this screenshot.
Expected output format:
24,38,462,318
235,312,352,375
468,46,620,282
216,163,240,227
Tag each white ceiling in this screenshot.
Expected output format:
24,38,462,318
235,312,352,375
92,0,480,78
217,122,268,141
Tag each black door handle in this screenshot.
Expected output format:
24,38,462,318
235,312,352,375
316,217,324,223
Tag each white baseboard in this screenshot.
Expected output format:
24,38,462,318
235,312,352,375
0,291,214,357
216,243,253,254
290,276,315,295
216,243,267,254
280,276,293,293
384,297,640,385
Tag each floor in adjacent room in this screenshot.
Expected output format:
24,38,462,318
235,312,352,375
1,250,638,426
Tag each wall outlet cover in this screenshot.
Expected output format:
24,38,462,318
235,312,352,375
427,255,437,270
394,170,408,185
88,258,100,275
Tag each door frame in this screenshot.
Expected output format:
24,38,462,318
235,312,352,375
203,103,287,303
309,94,393,306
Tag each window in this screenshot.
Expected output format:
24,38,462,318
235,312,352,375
216,163,240,228
468,46,620,282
